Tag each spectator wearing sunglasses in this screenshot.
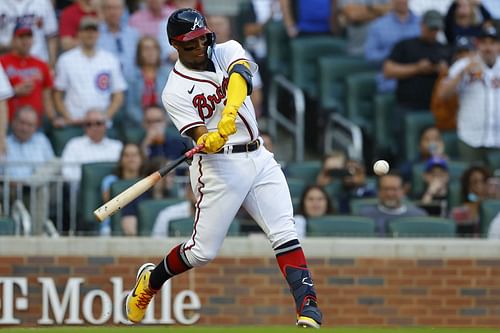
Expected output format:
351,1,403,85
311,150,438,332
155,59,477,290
61,108,123,182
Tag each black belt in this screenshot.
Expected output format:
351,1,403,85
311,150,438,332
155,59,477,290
214,139,261,154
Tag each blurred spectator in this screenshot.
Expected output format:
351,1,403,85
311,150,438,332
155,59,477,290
439,26,500,163
337,159,377,213
240,0,282,61
59,0,99,51
365,0,421,93
151,181,196,237
0,0,58,66
260,130,274,152
61,108,123,182
0,24,56,123
409,0,454,16
2,106,54,179
431,36,475,131
100,142,146,236
384,10,450,112
482,0,500,20
143,156,177,199
54,16,127,127
294,185,335,239
129,0,172,37
338,0,391,56
399,125,448,189
141,105,188,160
206,14,264,118
316,150,348,187
97,0,140,78
126,36,171,127
0,65,14,155
487,211,500,239
359,172,428,236
419,157,450,215
444,0,492,45
280,0,337,37
450,165,490,235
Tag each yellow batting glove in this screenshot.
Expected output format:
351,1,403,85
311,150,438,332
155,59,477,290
197,132,227,153
217,106,237,138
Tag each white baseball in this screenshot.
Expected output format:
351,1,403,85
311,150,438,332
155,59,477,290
373,160,390,176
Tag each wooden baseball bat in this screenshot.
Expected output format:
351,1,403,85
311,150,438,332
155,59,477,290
93,144,204,222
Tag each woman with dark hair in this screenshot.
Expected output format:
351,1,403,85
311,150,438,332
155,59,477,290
294,185,335,238
451,165,491,235
444,0,492,45
100,142,146,236
125,36,173,127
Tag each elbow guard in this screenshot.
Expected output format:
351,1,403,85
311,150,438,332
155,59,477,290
229,63,253,96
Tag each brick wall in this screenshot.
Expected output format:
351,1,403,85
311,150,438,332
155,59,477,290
1,254,500,327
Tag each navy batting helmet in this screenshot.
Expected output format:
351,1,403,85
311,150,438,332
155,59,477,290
167,8,215,45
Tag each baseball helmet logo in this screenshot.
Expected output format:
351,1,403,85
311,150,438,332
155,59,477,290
191,17,203,31
95,72,111,91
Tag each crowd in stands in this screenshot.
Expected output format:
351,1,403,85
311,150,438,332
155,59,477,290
0,0,499,239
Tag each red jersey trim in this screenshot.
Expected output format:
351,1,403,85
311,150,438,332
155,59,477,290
238,112,254,141
180,121,205,135
173,68,219,88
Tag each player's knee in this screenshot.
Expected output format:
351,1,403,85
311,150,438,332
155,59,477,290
185,248,216,267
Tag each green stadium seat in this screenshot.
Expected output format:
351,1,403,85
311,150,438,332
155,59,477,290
350,198,379,215
286,160,322,184
264,20,290,76
307,215,376,237
388,216,456,237
346,71,378,135
169,217,240,237
50,126,84,156
137,198,184,236
0,216,15,235
479,199,500,236
487,151,500,170
287,178,307,200
441,131,459,159
109,179,138,235
290,36,346,97
404,112,436,161
447,180,461,211
123,127,146,144
80,162,117,233
318,56,376,113
373,93,396,153
411,160,469,198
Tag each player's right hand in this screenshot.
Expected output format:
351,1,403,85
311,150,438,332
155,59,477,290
197,131,227,153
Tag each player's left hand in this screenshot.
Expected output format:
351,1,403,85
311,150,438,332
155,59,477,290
197,131,227,153
218,106,237,138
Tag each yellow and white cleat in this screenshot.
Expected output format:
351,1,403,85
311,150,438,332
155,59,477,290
126,263,156,323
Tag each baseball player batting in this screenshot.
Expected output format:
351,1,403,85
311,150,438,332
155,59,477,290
125,8,322,328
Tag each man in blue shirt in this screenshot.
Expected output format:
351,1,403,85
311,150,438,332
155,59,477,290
97,0,140,77
365,0,421,92
4,106,55,180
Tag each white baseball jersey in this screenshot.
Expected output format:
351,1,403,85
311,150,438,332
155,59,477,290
0,65,14,100
162,40,259,146
54,47,127,120
161,40,298,268
0,0,58,62
448,56,500,148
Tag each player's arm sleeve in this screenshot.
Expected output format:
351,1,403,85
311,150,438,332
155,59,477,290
162,91,205,137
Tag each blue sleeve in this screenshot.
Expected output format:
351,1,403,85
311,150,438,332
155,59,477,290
101,174,118,193
364,20,386,65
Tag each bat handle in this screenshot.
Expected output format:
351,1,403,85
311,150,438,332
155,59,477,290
185,143,205,158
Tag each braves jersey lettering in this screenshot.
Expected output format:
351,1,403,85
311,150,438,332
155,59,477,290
192,77,229,119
